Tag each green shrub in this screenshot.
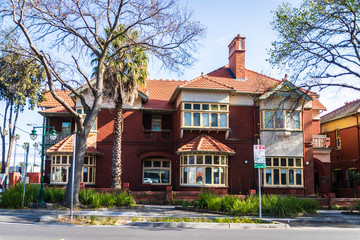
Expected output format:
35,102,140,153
193,193,318,218
44,187,65,203
79,189,96,205
114,191,135,207
100,193,116,208
0,183,40,208
90,193,102,209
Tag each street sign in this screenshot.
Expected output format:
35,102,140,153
254,163,266,168
254,144,265,165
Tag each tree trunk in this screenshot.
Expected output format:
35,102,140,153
63,130,87,207
111,90,123,189
4,108,19,177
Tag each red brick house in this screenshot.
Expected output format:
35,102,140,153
321,99,360,197
39,34,332,196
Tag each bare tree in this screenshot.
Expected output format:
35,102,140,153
1,0,205,206
269,0,360,93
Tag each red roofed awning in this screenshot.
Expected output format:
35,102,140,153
177,135,235,155
46,135,102,155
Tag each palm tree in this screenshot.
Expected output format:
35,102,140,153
93,25,148,189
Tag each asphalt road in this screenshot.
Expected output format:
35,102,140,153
0,223,360,240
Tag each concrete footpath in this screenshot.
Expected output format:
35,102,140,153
1,205,360,228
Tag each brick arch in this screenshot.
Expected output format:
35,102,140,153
140,151,173,160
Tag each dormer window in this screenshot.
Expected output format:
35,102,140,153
181,102,229,129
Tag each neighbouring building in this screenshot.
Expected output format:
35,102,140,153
321,99,360,197
38,34,332,196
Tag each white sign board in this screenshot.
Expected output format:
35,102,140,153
253,145,266,164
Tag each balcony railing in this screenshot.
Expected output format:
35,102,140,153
143,131,173,142
45,133,70,146
312,135,330,148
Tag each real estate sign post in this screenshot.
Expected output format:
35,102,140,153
254,143,265,219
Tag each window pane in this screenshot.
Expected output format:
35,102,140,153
197,156,203,164
184,112,191,126
202,113,209,126
221,156,225,165
162,161,170,168
89,167,93,183
211,113,218,127
184,103,191,109
220,168,225,184
266,158,271,166
189,167,196,184
281,169,287,185
196,168,204,184
266,169,272,184
61,167,67,183
220,105,227,111
211,105,218,110
202,104,209,110
160,170,170,183
144,160,152,167
183,168,187,184
56,156,61,164
76,108,83,114
62,156,67,164
287,112,300,129
205,156,212,164
151,115,162,131
281,158,286,166
189,156,195,164
265,111,273,128
193,113,200,126
275,111,284,128
84,157,89,165
213,168,219,184
273,158,279,166
274,169,279,185
289,170,294,185
193,104,201,110
91,120,97,131
62,121,71,135
296,170,302,185
214,156,219,164
220,114,227,127
144,169,161,184
83,167,88,182
296,158,302,167
153,161,161,167
184,156,188,164
54,167,61,182
288,158,294,166
205,168,212,184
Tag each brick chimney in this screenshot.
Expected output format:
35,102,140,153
228,34,246,79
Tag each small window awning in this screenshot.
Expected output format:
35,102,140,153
177,134,235,155
46,135,102,155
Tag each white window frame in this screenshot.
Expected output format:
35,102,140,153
180,154,228,187
263,157,304,187
261,110,302,130
181,102,229,129
142,158,171,185
50,155,96,184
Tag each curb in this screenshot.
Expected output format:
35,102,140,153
126,222,289,229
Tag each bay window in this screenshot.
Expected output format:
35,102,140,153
182,102,229,129
180,154,228,186
261,110,301,130
264,157,303,187
50,155,96,184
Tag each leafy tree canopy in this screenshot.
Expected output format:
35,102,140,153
269,0,360,92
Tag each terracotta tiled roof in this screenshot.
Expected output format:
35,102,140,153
321,99,360,123
39,106,71,113
312,97,327,110
143,79,182,110
46,135,101,155
39,90,75,108
177,135,235,154
180,76,235,90
206,66,281,93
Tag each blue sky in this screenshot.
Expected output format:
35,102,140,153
1,0,359,166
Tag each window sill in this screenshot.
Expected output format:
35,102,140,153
180,185,228,188
262,186,304,189
181,127,230,131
